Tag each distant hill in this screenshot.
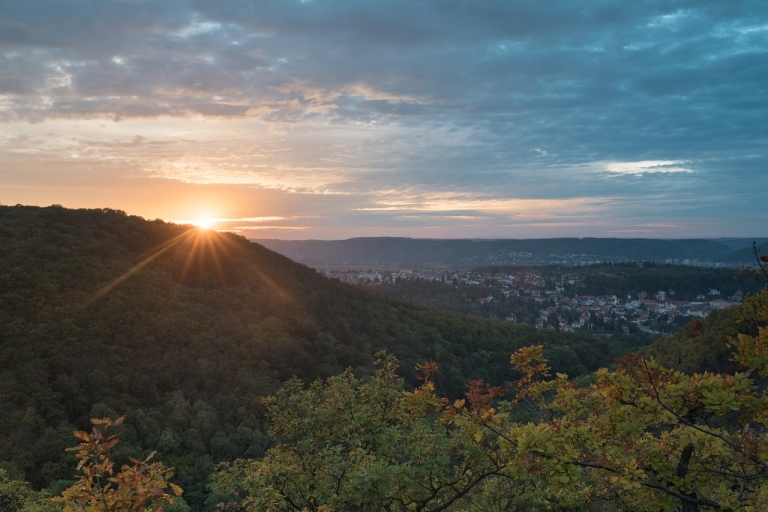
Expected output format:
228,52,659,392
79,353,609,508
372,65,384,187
0,205,623,505
715,245,767,264
713,238,768,251
254,237,762,269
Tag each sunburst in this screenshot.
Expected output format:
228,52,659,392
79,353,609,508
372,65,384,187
192,218,217,229
85,221,293,307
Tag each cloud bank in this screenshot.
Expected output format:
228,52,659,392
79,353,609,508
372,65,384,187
0,0,766,238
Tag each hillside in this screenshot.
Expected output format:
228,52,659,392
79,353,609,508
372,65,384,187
714,238,768,251
0,205,625,506
637,304,756,374
255,236,759,269
715,245,766,264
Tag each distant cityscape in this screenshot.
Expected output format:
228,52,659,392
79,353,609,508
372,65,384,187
322,266,744,335
447,251,739,268
261,236,764,336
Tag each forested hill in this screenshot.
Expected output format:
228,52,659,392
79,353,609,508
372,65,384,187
637,304,754,375
0,205,623,506
255,236,764,268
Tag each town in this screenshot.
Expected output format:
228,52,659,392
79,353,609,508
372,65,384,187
322,266,745,335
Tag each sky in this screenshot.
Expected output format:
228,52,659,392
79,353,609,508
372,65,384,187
0,1,766,240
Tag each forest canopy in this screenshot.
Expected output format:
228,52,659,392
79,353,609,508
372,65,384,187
215,286,768,511
0,205,632,507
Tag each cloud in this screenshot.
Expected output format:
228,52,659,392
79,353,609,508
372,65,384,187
0,1,766,237
604,161,693,175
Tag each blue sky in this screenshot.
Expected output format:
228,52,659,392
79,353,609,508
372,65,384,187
0,0,766,238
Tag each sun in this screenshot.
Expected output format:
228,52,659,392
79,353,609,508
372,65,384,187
192,218,217,230
88,216,255,305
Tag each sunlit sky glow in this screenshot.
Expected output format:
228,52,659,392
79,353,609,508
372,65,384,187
1,1,767,239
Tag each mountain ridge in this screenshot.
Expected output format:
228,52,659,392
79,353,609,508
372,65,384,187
253,236,764,268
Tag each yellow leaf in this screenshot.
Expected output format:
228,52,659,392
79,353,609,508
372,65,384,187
73,431,91,442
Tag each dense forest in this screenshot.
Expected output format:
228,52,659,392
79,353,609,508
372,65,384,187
209,284,768,511
375,277,542,323
0,205,636,509
637,304,753,375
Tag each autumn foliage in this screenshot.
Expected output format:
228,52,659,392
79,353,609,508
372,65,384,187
213,284,768,511
53,417,182,512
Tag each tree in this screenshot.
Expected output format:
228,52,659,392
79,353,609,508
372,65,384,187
215,288,768,511
457,257,768,510
452,291,768,511
744,241,768,283
212,354,512,511
53,416,182,512
0,469,58,512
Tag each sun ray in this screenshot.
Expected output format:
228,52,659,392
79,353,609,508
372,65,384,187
85,224,298,311
176,229,207,285
85,228,197,306
206,233,230,289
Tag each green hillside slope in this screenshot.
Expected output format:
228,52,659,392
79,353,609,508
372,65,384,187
0,205,622,506
637,304,756,374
